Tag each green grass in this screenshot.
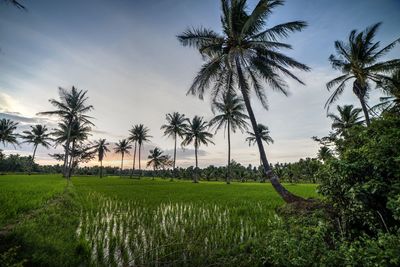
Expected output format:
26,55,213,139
0,175,318,266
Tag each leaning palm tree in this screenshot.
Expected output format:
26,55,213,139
160,112,188,170
147,147,172,171
128,125,140,176
327,105,363,137
94,139,110,178
114,139,132,177
21,124,53,174
326,23,400,126
0,118,19,147
38,86,94,177
182,116,214,183
209,92,248,184
178,0,309,202
135,124,152,171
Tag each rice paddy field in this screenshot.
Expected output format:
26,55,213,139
0,174,318,266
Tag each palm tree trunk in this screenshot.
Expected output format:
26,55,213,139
241,89,305,203
63,122,72,178
194,144,198,183
100,160,103,178
359,97,371,126
67,140,75,180
120,153,124,177
354,80,371,126
130,142,137,178
227,120,231,185
138,143,142,179
29,144,38,175
173,133,177,170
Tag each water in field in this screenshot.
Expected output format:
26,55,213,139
77,192,272,266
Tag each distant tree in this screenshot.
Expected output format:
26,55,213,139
160,112,188,170
94,139,110,178
147,147,172,174
326,23,400,126
114,139,132,176
328,105,363,137
0,118,19,147
38,86,94,178
21,124,52,174
209,92,248,184
182,116,214,183
178,0,309,202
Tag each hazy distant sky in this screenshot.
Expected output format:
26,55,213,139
0,0,399,168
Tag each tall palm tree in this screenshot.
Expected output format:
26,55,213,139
182,116,214,183
0,119,19,147
94,139,110,178
135,124,152,171
147,147,172,172
326,23,400,126
160,112,188,170
21,124,52,174
246,123,274,175
209,92,248,184
373,69,400,114
178,0,309,202
327,105,363,137
114,139,132,177
38,86,94,177
52,119,92,179
128,125,139,176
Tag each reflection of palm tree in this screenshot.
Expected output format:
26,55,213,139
161,112,188,170
327,105,363,137
182,116,214,183
114,139,132,177
326,23,400,126
21,124,52,174
94,139,110,178
209,92,248,184
0,119,19,147
38,86,93,177
178,0,309,202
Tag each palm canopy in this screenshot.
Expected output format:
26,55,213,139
326,23,400,123
147,147,172,170
177,0,310,107
246,123,273,146
21,125,52,148
373,69,400,113
160,112,188,138
38,86,94,125
0,119,19,147
94,139,110,162
327,105,363,136
182,116,214,149
52,119,92,145
132,124,152,146
209,91,249,134
114,139,132,155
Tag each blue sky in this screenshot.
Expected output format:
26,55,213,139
0,0,399,167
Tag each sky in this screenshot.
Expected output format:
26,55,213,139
0,0,399,168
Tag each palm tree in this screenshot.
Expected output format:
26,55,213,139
327,105,363,137
114,139,132,176
52,119,92,179
326,23,400,126
94,139,110,178
209,92,248,184
38,86,94,177
128,125,139,176
317,146,333,162
21,125,52,174
246,123,274,177
147,147,172,173
178,0,309,202
0,119,19,147
135,124,152,172
373,69,400,114
160,112,188,170
182,116,214,183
